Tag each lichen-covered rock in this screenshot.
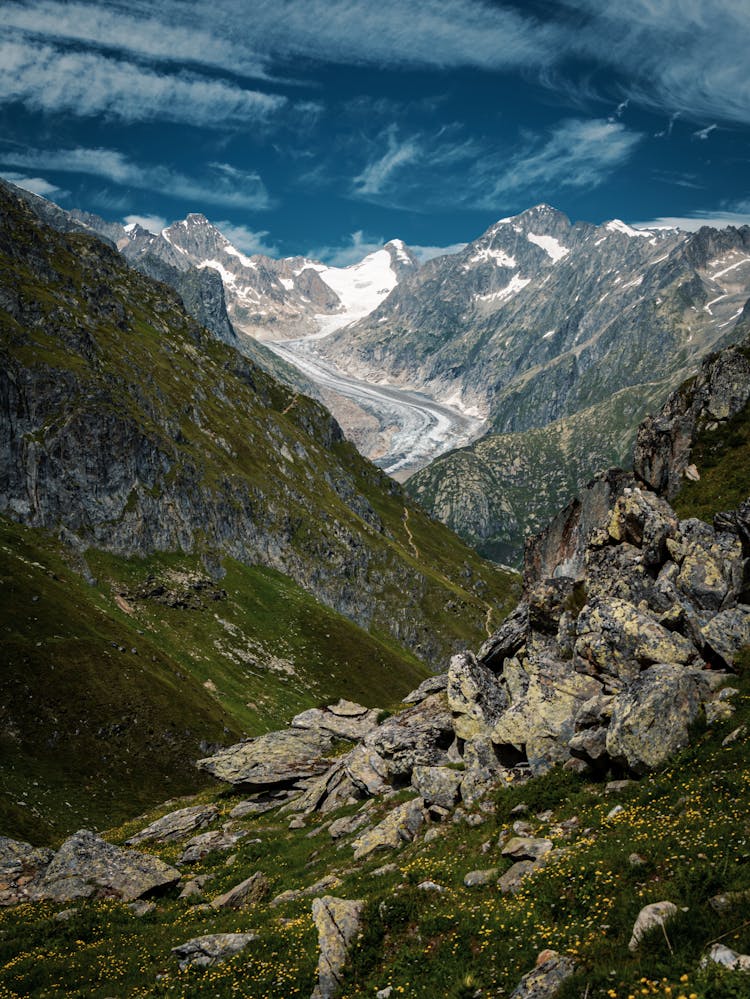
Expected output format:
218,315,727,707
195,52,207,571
0,837,53,906
351,798,426,860
178,827,247,866
510,951,577,998
501,837,553,862
448,652,508,742
575,598,697,681
463,868,498,887
171,933,257,970
676,526,741,613
701,606,750,669
364,694,453,780
311,896,364,999
410,765,463,810
196,728,334,789
606,666,718,774
31,830,179,903
478,602,529,670
126,804,219,845
291,700,380,742
343,744,390,797
628,900,678,951
210,871,270,910
498,860,537,895
607,488,678,566
401,674,448,704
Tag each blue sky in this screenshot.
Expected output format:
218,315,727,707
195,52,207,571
1,0,749,263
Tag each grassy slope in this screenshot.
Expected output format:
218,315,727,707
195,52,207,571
0,662,747,999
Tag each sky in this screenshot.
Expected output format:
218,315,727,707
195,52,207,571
1,0,749,264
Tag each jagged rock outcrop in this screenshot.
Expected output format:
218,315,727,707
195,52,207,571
311,896,365,999
126,804,219,845
171,933,257,970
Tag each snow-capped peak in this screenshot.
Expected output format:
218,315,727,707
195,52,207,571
605,219,650,238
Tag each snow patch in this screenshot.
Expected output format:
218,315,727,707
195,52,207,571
466,246,517,269
278,277,294,291
224,244,257,269
476,274,531,304
606,220,650,238
711,257,750,280
527,232,569,262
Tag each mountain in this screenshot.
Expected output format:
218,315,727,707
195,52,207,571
0,183,518,838
1,326,748,999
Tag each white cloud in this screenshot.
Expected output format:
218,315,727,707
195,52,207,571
215,221,278,257
693,124,718,141
479,119,642,206
307,230,388,267
0,37,284,127
354,129,422,197
633,206,750,231
411,243,467,263
123,213,168,233
0,172,66,198
0,146,273,210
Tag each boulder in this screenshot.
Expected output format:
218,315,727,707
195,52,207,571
501,837,553,862
575,598,697,681
607,488,678,566
178,827,248,865
364,694,454,780
196,727,334,789
292,699,380,742
606,665,715,774
311,896,364,999
0,837,53,906
510,951,577,999
463,868,498,887
171,933,257,970
401,674,448,704
210,871,270,910
448,652,508,742
328,808,372,840
628,900,678,951
126,804,219,845
701,606,750,669
410,765,462,810
351,798,426,860
703,943,750,971
478,602,529,670
498,860,537,895
229,797,284,819
31,830,179,903
286,759,360,817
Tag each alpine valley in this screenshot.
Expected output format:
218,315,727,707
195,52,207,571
1,174,750,999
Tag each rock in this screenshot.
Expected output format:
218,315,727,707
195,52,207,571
498,860,537,894
196,727,335,789
126,804,219,845
171,933,257,970
351,798,426,861
605,780,635,794
629,853,647,867
463,868,498,887
606,665,711,774
628,900,678,951
364,694,454,781
31,830,180,903
343,744,390,797
478,602,529,669
372,863,398,877
709,889,750,915
401,674,448,704
417,880,445,892
606,805,625,819
607,489,678,566
178,827,247,865
510,951,577,998
271,875,344,908
0,837,54,906
701,607,750,670
676,528,742,614
311,896,364,999
210,871,270,909
410,765,463,810
702,944,750,971
328,808,372,840
722,725,747,746
292,700,380,741
376,988,394,998
128,900,156,917
501,837,553,862
53,908,77,921
568,727,608,762
179,877,209,901
229,798,283,819
575,598,696,681
448,652,508,741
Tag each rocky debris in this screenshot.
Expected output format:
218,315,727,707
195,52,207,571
271,875,343,908
31,830,180,903
210,871,270,910
628,900,678,951
171,933,257,970
343,744,391,798
228,796,286,819
501,837,553,863
352,798,426,860
126,804,219,845
179,875,212,901
311,896,364,999
292,699,381,742
702,943,750,971
0,837,54,906
410,765,463,810
510,950,577,999
463,868,498,887
328,806,373,840
498,860,538,895
196,728,335,790
178,826,248,866
363,694,454,781
402,674,448,704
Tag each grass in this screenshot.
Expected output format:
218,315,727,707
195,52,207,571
1,661,748,997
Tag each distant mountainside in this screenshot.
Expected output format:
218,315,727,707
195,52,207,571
0,183,518,836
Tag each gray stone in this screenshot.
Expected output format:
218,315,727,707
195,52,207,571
703,944,750,971
351,798,426,860
607,488,679,566
171,933,257,970
701,606,750,669
498,860,537,894
628,900,678,951
196,727,334,789
410,765,463,810
343,744,390,797
126,804,219,845
501,837,553,862
463,868,498,887
448,651,508,742
178,827,247,865
328,808,372,841
210,871,270,909
478,602,529,669
510,951,577,998
0,836,53,906
311,896,364,999
364,694,454,780
31,830,179,903
292,699,381,742
228,798,283,819
401,674,448,704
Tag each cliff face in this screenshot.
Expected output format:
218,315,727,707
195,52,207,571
0,185,519,666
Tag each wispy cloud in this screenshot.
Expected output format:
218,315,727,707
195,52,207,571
693,124,718,141
411,243,466,263
353,129,422,197
123,213,168,233
633,201,750,231
478,118,642,207
0,38,285,127
215,221,279,257
307,230,388,267
0,171,66,198
0,146,273,210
